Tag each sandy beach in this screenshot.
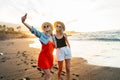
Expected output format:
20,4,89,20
0,38,120,80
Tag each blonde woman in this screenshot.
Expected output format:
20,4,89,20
54,21,72,80
21,14,55,80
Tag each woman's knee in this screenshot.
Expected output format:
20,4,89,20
46,72,51,77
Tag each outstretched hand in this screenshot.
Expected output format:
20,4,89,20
21,13,27,23
21,13,32,29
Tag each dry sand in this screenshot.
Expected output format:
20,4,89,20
0,38,120,80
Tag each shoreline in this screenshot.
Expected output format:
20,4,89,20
0,38,120,80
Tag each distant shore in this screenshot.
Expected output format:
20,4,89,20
0,32,35,40
0,36,120,80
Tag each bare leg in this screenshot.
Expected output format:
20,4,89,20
43,69,51,80
58,61,63,80
65,59,71,80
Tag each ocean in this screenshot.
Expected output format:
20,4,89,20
29,30,120,68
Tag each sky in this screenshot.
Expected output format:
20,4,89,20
0,0,120,32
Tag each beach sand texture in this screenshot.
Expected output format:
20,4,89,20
0,39,120,80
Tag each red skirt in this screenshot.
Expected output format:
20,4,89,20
38,41,54,69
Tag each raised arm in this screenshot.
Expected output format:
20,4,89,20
21,13,42,38
21,13,32,30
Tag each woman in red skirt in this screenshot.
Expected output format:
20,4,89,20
21,13,55,80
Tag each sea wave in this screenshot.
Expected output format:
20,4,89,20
69,30,120,41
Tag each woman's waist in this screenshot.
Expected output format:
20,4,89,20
56,45,68,49
57,44,67,48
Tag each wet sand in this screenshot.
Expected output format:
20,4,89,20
0,38,120,80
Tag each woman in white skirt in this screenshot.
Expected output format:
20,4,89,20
54,21,72,80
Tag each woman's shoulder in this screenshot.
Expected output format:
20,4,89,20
63,33,67,37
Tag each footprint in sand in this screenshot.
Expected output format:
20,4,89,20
53,65,58,70
50,70,54,74
32,65,37,68
0,76,4,79
24,68,28,71
71,73,80,80
72,73,80,77
37,67,42,72
41,73,45,77
0,57,10,63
